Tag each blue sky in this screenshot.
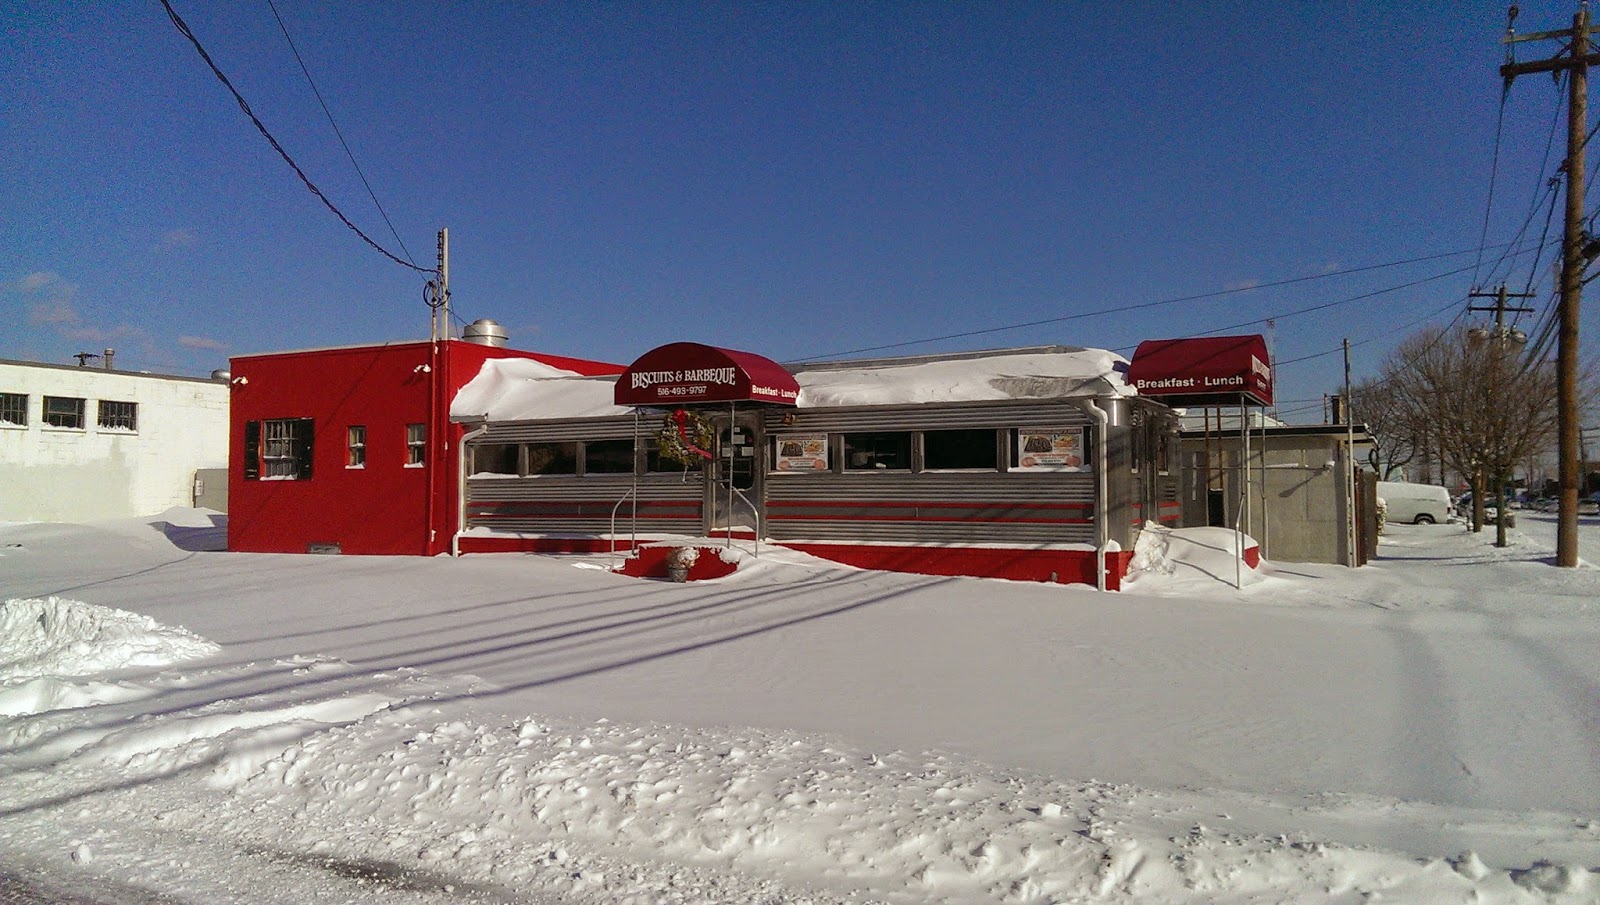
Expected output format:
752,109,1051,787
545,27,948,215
2,1,1593,421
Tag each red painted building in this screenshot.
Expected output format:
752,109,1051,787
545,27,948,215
227,333,621,555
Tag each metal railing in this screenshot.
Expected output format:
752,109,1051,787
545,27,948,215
727,484,761,558
609,484,639,565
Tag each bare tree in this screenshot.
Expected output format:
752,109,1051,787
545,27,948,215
1349,377,1418,479
1381,324,1561,545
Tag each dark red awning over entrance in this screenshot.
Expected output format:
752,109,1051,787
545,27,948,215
1126,335,1273,406
615,342,799,406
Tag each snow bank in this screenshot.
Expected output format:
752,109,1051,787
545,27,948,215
1123,523,1262,591
0,596,220,683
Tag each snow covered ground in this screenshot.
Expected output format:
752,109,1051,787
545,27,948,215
1,510,1597,903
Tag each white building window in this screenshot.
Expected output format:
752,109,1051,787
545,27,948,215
0,392,25,427
43,396,85,429
98,400,138,432
406,423,426,467
347,425,366,468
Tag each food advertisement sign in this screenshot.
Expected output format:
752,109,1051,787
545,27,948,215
1013,427,1087,472
774,434,829,472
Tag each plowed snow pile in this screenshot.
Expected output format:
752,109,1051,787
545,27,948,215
0,596,220,682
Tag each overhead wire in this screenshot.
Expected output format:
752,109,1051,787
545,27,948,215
792,242,1528,362
158,0,430,274
264,0,418,268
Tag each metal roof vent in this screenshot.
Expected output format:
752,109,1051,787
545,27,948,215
462,318,508,347
211,369,232,381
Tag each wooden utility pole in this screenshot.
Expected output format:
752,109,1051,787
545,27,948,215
1501,5,1596,567
1467,285,1535,546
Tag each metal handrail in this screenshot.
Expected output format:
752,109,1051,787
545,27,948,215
728,484,761,558
609,484,640,564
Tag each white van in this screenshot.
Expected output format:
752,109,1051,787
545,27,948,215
1376,481,1454,525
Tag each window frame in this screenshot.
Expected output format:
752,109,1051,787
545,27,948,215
405,423,426,468
581,438,637,476
841,431,912,472
42,396,86,430
97,399,138,432
346,425,366,468
921,428,1000,472
524,441,579,476
254,417,314,480
0,392,26,428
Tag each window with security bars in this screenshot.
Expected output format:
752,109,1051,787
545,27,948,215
0,393,25,427
43,396,85,429
243,418,314,480
406,423,426,466
97,400,138,431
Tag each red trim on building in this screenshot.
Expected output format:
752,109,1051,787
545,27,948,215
1126,335,1273,406
615,342,799,406
779,543,1134,589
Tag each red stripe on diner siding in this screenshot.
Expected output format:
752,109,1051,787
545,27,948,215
471,513,700,521
766,500,1093,511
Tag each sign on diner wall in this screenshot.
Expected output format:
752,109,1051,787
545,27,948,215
1013,427,1087,472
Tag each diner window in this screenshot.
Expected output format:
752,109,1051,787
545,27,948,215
249,418,314,480
583,439,635,474
97,400,138,432
526,442,578,475
347,425,366,468
406,423,426,467
0,393,26,427
644,437,689,473
923,429,998,471
1156,429,1171,475
843,431,911,471
472,442,520,475
43,396,85,429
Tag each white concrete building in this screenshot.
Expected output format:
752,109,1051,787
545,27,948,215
0,358,230,522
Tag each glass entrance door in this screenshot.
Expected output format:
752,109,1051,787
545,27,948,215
707,412,764,534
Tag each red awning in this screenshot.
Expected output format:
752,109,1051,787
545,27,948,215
614,342,799,406
1125,335,1273,406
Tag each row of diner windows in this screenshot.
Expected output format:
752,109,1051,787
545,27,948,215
466,427,1174,477
0,392,138,431
241,418,425,480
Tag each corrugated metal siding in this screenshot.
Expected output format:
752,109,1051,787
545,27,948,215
765,472,1097,545
760,401,1098,546
478,416,640,443
466,474,703,534
766,400,1090,433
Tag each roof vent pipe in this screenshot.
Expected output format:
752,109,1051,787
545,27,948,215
103,348,115,370
462,318,508,347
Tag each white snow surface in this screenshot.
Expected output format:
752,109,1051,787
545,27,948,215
1,509,1598,903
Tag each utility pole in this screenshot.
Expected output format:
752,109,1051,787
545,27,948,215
1468,286,1535,547
1501,4,1596,567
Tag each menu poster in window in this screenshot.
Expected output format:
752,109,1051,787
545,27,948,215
774,434,829,471
1014,427,1087,472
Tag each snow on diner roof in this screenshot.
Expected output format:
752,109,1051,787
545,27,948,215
452,345,1135,423
790,346,1134,408
451,357,631,422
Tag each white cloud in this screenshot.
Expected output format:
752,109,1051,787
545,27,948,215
162,229,198,250
178,335,228,351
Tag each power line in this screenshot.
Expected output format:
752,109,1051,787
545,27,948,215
792,242,1531,362
264,0,418,268
158,0,429,274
